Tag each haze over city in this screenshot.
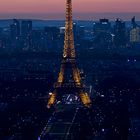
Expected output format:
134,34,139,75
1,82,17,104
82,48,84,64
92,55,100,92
0,0,140,20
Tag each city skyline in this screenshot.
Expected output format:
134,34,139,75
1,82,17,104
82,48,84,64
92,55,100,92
0,0,140,20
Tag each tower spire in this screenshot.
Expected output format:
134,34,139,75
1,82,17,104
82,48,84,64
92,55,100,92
63,0,75,58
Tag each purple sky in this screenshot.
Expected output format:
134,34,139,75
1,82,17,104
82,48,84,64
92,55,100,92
0,0,140,20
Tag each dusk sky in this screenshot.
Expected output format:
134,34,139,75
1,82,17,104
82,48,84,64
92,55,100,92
0,0,140,20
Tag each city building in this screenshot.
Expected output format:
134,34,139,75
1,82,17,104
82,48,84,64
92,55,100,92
21,20,32,49
31,30,48,51
77,26,85,39
44,27,60,49
114,18,126,47
44,27,59,41
59,27,65,35
130,17,140,44
93,18,111,35
130,27,140,43
131,16,137,28
73,22,77,39
93,19,112,48
10,19,20,43
21,20,32,38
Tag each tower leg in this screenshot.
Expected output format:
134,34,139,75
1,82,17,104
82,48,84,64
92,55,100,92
47,90,57,108
79,91,92,108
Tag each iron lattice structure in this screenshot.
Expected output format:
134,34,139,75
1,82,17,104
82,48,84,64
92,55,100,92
47,0,91,108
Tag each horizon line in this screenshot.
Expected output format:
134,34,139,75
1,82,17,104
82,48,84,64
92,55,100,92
0,12,140,20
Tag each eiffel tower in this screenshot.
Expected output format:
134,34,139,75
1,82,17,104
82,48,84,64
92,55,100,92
47,0,91,108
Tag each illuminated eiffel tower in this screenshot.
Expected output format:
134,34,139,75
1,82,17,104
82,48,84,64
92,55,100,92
47,0,91,108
